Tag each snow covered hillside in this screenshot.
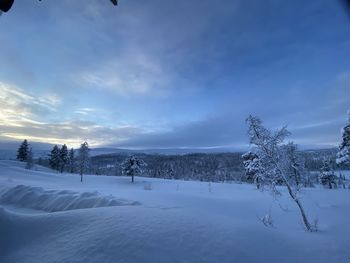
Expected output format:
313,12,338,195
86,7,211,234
0,160,349,263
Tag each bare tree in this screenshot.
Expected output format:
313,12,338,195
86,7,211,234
245,115,315,231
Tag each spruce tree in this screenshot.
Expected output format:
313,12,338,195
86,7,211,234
49,145,60,171
17,139,29,162
320,159,337,189
69,148,75,173
121,155,147,183
59,144,69,173
336,111,350,165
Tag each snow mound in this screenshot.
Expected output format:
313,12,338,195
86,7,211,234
0,185,140,212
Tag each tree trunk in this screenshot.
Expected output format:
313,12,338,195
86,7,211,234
131,175,134,183
284,177,313,231
274,160,314,232
80,173,83,182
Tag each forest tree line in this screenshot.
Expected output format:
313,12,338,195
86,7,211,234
15,111,350,187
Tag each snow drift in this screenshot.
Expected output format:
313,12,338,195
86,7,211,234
1,161,350,263
0,185,140,212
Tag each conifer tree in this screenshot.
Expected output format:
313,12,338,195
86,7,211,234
121,155,147,183
17,139,29,162
49,145,60,171
69,148,75,173
336,110,350,165
320,159,337,189
59,144,69,173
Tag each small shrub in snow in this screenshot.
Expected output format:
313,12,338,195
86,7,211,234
258,210,274,228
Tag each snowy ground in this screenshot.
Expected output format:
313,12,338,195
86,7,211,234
0,160,349,263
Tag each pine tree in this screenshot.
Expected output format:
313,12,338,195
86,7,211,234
49,145,60,171
78,142,90,182
121,155,147,183
59,144,69,173
336,110,350,165
320,159,337,189
16,139,29,162
68,148,75,173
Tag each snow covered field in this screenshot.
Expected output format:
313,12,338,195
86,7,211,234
0,160,349,263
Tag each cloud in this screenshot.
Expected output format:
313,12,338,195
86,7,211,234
0,81,142,147
0,81,61,127
111,113,247,149
74,108,99,116
0,120,140,148
1,1,349,150
78,53,171,97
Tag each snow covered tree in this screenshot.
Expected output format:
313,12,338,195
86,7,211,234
281,142,307,187
49,145,60,171
242,151,261,187
78,142,90,182
245,115,315,231
121,155,147,183
68,148,75,173
336,110,350,165
320,159,337,189
25,147,34,170
59,144,69,173
17,139,29,162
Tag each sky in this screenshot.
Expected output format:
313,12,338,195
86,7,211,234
0,0,350,150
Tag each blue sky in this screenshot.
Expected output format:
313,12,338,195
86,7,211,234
0,0,349,150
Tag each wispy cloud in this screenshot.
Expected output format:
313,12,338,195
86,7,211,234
0,82,61,127
77,52,172,97
0,1,349,149
0,81,144,147
0,120,140,147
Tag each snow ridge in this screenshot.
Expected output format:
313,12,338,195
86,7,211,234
0,185,140,212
